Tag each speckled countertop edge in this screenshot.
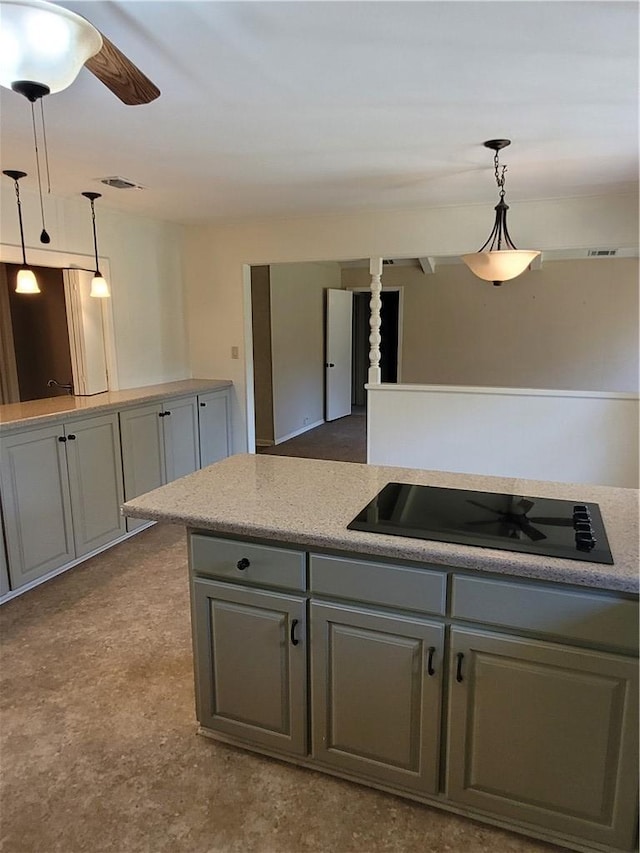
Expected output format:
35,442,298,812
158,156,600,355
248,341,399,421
0,379,232,432
123,454,640,595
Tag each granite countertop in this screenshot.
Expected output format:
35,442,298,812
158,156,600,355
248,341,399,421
122,454,640,594
0,379,232,432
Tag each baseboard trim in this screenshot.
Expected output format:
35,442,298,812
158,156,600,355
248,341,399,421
275,419,325,445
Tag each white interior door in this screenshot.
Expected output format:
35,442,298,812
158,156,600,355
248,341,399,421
325,288,353,421
63,269,108,396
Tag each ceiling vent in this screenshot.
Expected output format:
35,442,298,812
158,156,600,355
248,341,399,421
587,249,617,257
99,176,145,190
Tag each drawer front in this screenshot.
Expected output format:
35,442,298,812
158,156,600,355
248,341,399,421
310,554,446,616
451,575,639,653
190,534,305,591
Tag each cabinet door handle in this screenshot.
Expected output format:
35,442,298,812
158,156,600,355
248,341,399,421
164,411,171,416
456,652,465,683
58,436,67,443
67,434,76,441
290,618,299,646
236,558,250,571
158,412,165,418
200,402,206,407
427,646,436,676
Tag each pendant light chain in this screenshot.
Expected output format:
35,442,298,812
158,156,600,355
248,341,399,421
493,149,507,200
39,99,51,194
12,176,27,265
89,196,101,275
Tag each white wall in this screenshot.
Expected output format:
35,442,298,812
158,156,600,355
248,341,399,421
368,384,639,488
343,257,639,393
269,262,341,443
183,193,638,452
1,187,190,389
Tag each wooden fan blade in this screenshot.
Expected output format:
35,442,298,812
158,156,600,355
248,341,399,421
85,34,160,105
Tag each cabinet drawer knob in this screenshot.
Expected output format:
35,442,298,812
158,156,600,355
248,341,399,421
290,618,299,646
236,558,250,571
427,646,436,676
456,652,464,683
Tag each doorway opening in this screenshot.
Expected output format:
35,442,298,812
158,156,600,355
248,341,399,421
351,289,401,408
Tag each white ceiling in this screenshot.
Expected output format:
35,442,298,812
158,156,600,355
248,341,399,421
1,1,638,225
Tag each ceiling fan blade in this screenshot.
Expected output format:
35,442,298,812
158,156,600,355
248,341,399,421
520,522,547,542
85,34,160,105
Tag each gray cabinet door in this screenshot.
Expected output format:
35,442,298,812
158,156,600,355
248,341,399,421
163,395,200,482
194,579,307,756
0,424,75,588
65,413,125,558
119,403,165,532
311,601,444,795
198,389,231,468
446,627,639,851
120,403,165,497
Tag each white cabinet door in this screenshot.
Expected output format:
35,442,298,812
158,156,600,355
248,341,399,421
198,389,231,467
0,424,75,588
65,413,125,558
163,395,200,482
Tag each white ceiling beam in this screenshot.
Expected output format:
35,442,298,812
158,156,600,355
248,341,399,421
418,257,436,275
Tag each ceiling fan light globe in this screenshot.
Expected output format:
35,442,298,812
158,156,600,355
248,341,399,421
461,250,540,283
0,0,102,94
90,275,109,298
15,267,40,293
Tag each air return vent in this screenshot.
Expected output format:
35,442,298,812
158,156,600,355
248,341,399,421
587,249,617,257
99,176,145,190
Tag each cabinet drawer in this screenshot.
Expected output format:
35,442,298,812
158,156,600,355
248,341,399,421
310,554,446,616
451,575,639,653
190,535,305,591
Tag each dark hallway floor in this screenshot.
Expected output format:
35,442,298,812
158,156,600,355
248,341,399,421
257,410,366,463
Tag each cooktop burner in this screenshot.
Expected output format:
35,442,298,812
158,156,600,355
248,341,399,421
347,483,613,564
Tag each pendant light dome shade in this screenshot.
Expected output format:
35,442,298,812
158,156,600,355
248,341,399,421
461,249,540,283
15,267,40,293
90,275,109,298
0,0,102,95
463,139,539,286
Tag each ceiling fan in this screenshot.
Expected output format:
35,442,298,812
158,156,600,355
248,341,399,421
0,0,160,105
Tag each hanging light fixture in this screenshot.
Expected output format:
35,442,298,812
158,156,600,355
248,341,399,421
462,139,540,286
0,0,102,97
82,191,110,298
2,169,40,294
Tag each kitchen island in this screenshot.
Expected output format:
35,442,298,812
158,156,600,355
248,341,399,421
123,454,639,853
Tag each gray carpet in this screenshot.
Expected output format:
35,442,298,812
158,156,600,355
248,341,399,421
0,523,563,853
257,412,366,463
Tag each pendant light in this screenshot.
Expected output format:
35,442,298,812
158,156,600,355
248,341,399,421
462,140,540,286
82,191,110,298
2,169,40,293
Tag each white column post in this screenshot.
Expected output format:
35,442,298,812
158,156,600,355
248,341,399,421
368,257,383,384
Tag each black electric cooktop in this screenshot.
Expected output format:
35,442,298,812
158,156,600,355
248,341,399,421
347,483,613,564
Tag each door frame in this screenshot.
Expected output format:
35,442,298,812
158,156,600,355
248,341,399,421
346,285,404,383
1,243,118,391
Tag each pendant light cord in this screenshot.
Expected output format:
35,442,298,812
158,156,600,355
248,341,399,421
493,149,507,200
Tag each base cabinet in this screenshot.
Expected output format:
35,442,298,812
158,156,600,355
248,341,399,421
0,414,125,589
194,578,307,756
189,536,639,853
446,628,639,852
198,389,231,467
311,601,443,795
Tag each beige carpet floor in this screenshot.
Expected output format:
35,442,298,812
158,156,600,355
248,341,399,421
0,523,564,853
